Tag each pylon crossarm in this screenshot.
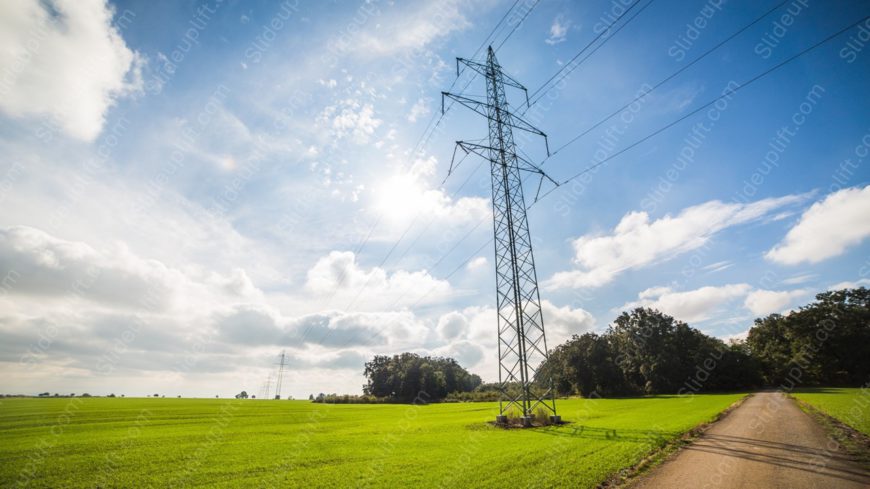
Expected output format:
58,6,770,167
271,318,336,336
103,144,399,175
442,91,490,118
457,57,528,94
443,142,466,184
456,142,554,186
455,141,495,162
444,92,547,141
504,112,548,143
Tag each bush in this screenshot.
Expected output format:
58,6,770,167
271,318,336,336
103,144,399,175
443,390,500,402
311,393,390,404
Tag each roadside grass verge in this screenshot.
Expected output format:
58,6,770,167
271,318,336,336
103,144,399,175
791,387,870,435
790,388,870,468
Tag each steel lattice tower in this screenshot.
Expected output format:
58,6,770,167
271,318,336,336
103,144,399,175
443,47,558,425
274,350,286,400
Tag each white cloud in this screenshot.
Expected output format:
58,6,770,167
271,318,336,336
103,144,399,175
545,14,570,45
432,341,484,369
0,0,143,141
782,273,816,285
0,225,265,314
546,194,807,289
304,251,451,308
621,284,752,323
318,99,382,143
350,0,471,56
374,156,490,227
828,279,870,291
722,329,749,344
0,225,180,311
407,98,430,123
541,300,596,345
436,311,468,341
437,301,594,379
766,185,870,265
744,289,808,316
703,261,733,273
466,256,487,271
215,304,429,349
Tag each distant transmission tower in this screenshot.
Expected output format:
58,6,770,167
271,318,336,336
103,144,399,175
443,47,559,426
274,350,286,400
261,373,272,400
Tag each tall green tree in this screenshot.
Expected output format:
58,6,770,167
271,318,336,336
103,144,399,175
747,287,870,386
363,353,481,402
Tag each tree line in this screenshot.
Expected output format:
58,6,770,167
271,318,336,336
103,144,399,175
540,287,869,397
355,288,867,403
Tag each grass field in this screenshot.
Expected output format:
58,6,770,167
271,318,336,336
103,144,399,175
792,387,870,435
0,394,745,488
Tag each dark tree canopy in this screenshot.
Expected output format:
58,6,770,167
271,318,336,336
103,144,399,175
747,288,870,386
540,288,868,398
540,308,760,397
363,353,482,402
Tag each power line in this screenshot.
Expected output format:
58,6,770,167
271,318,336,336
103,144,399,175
409,0,526,161
548,0,790,156
401,12,870,309
537,14,870,202
525,0,654,109
331,2,543,315
310,8,869,358
302,1,532,348
494,0,541,52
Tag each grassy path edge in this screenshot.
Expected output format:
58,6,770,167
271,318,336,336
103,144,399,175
789,394,870,469
596,393,753,488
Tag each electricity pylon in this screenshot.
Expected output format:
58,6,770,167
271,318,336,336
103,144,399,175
274,350,286,400
261,373,272,400
443,47,559,425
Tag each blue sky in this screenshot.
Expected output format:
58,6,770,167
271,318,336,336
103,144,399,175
0,0,868,398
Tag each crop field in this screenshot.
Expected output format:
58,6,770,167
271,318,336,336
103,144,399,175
0,394,745,488
792,387,870,435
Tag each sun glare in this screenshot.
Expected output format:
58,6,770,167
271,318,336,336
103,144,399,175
376,173,427,221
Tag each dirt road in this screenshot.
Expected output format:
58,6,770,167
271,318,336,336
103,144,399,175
631,392,870,489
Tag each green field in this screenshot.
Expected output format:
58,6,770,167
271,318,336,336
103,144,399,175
793,387,870,435
0,394,744,488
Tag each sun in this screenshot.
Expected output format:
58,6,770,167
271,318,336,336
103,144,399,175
375,173,429,222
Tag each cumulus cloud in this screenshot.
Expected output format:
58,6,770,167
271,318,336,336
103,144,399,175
541,300,596,345
744,289,808,316
0,226,179,310
546,194,808,289
375,155,490,227
0,0,143,141
436,311,468,341
433,340,484,368
545,14,570,45
0,226,264,313
766,185,870,265
439,301,594,379
305,251,451,307
621,284,752,323
214,304,428,349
